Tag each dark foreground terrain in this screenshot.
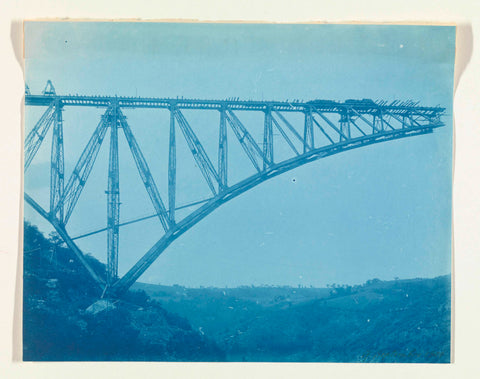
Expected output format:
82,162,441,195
23,221,451,362
23,222,223,361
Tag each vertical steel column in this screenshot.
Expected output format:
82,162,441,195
168,107,176,223
263,107,273,170
218,107,228,189
339,111,351,141
50,99,64,223
377,110,384,131
407,112,413,128
304,108,314,153
107,103,120,285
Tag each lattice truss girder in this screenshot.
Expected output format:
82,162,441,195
24,92,445,296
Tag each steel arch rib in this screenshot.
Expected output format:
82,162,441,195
24,193,106,288
24,124,442,296
111,123,441,295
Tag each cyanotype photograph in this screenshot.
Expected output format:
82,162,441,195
22,22,454,362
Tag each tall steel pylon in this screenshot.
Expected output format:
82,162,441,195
106,102,120,285
24,82,446,297
50,98,64,223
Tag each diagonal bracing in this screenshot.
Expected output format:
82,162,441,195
54,107,111,224
118,108,172,231
24,102,56,170
173,108,220,195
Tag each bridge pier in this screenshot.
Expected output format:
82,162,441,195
50,99,65,223
107,103,120,285
168,107,176,223
339,111,351,141
304,108,314,152
218,107,228,189
263,107,273,169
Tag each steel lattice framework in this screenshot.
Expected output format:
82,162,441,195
24,82,446,297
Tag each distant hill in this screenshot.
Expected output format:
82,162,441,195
136,276,451,362
23,221,451,362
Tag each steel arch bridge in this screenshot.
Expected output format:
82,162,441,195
24,81,445,297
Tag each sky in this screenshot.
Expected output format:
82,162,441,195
23,22,455,287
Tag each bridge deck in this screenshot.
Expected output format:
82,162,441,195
25,94,444,116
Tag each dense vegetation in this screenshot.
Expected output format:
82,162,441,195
23,221,451,362
136,276,451,362
23,222,224,361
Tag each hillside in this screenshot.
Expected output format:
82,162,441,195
23,222,224,361
136,277,451,362
23,221,451,362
